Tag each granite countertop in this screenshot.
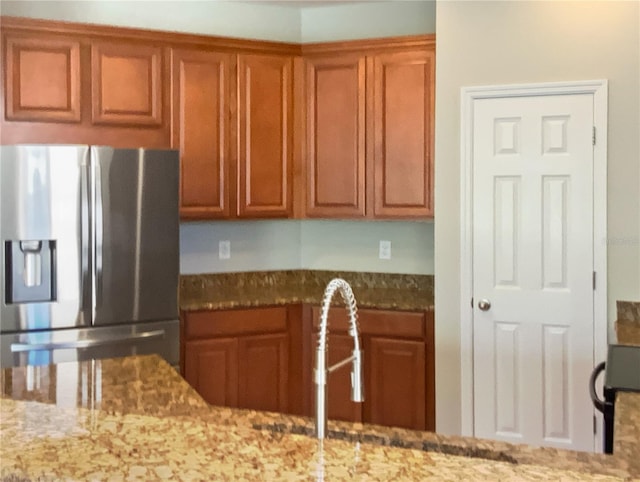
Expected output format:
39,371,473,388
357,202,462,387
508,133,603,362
1,354,638,481
612,301,640,475
179,270,435,312
1,304,638,480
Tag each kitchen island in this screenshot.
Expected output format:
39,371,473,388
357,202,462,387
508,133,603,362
1,354,637,481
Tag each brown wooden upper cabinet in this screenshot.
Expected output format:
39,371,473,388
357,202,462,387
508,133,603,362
304,39,435,219
1,18,434,219
171,49,293,220
91,41,163,127
1,19,170,147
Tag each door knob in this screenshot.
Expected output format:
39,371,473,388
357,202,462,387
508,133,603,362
478,299,491,311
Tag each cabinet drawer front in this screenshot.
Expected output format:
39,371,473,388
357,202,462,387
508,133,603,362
185,306,288,339
312,306,351,332
312,306,425,338
359,310,425,338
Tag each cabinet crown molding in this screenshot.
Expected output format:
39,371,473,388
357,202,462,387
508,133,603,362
302,34,435,55
0,15,300,55
1,16,434,56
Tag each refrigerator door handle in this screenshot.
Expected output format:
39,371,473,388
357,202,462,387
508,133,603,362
10,329,166,352
92,153,104,311
80,155,92,319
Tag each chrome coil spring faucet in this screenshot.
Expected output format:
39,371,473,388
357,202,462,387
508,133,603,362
315,278,364,439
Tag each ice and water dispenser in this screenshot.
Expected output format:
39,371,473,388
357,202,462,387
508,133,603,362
4,240,56,304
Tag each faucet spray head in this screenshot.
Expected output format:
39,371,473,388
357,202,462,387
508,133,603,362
350,348,364,403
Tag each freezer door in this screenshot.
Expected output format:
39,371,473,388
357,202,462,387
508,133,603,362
91,147,179,326
0,145,92,333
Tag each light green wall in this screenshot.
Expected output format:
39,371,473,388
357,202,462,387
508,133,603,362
301,220,434,274
180,221,302,274
181,220,435,275
300,1,435,42
435,0,640,436
0,0,302,41
0,0,437,41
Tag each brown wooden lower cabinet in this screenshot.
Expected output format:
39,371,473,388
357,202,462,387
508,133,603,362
309,305,435,431
365,337,425,430
181,304,435,431
182,306,292,414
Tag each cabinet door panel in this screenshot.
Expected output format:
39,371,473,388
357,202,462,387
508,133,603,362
313,333,363,423
306,55,366,218
366,337,425,430
237,54,293,218
171,49,232,219
184,338,238,407
372,50,434,217
5,35,81,122
91,41,163,126
238,333,289,413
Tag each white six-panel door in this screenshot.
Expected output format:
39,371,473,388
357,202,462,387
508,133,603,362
472,93,595,451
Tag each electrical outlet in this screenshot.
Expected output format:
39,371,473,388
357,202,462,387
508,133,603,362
379,240,391,260
219,240,231,260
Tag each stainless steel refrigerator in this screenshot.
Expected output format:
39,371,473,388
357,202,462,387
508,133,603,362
0,145,180,368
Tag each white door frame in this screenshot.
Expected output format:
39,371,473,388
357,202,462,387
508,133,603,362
459,80,608,450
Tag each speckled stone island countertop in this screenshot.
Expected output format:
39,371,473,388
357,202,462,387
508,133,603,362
1,303,638,480
2,343,640,480
179,270,434,312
